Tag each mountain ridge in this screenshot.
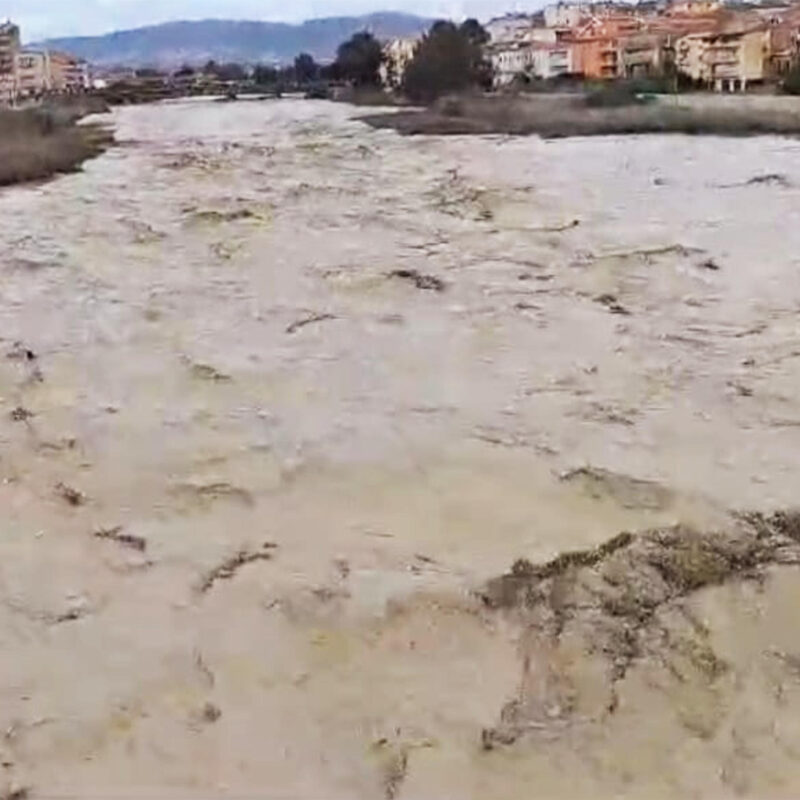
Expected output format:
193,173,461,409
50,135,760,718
33,13,434,68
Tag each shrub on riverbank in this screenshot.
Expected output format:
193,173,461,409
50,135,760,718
584,82,652,108
360,94,800,138
328,85,410,105
782,64,800,95
0,103,113,187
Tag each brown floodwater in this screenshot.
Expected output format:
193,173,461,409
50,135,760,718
1,97,800,798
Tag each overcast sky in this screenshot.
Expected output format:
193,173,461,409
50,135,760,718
4,1,544,41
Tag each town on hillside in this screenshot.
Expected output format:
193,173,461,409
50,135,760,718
473,0,800,91
381,0,800,93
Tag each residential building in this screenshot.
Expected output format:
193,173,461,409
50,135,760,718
544,2,646,28
768,19,800,76
486,14,539,44
490,35,573,85
673,15,770,90
570,14,644,78
570,36,620,77
761,6,800,76
490,42,536,84
0,21,20,103
667,0,721,16
15,50,51,97
50,50,89,92
704,21,770,90
527,27,560,44
380,37,419,87
621,32,675,77
544,2,592,28
531,41,574,77
648,8,720,81
0,21,20,74
675,31,709,79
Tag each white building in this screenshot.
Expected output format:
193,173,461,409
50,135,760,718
0,21,20,104
490,39,574,85
380,37,419,88
15,50,51,97
490,43,536,84
486,14,538,44
543,3,591,28
530,42,573,77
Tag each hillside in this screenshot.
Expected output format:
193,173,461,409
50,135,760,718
35,13,433,68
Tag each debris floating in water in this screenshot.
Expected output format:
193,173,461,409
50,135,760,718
389,269,446,292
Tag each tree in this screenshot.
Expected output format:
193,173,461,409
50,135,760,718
783,62,800,95
320,61,342,82
215,62,247,82
335,31,383,87
175,64,195,77
202,61,247,81
253,64,279,85
460,17,490,47
402,20,493,103
294,52,319,84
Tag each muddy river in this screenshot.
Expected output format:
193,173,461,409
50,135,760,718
1,98,800,797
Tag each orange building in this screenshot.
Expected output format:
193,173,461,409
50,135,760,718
49,50,88,92
569,15,644,79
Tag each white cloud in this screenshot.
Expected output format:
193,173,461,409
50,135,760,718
5,0,545,41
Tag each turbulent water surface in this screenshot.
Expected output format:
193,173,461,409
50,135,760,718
2,98,800,797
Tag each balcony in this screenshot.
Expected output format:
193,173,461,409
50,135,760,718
707,53,738,65
625,40,656,54
713,65,742,79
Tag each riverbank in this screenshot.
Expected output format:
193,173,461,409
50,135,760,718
0,97,113,187
361,93,800,138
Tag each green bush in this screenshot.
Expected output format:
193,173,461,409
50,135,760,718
782,64,800,95
585,82,653,108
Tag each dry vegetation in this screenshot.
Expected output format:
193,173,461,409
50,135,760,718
480,511,800,749
361,93,800,138
0,98,113,187
328,86,411,106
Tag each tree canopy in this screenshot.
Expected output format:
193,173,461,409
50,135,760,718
294,52,319,84
784,63,800,95
403,20,493,102
460,18,490,46
335,31,383,86
203,61,248,82
253,64,279,85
